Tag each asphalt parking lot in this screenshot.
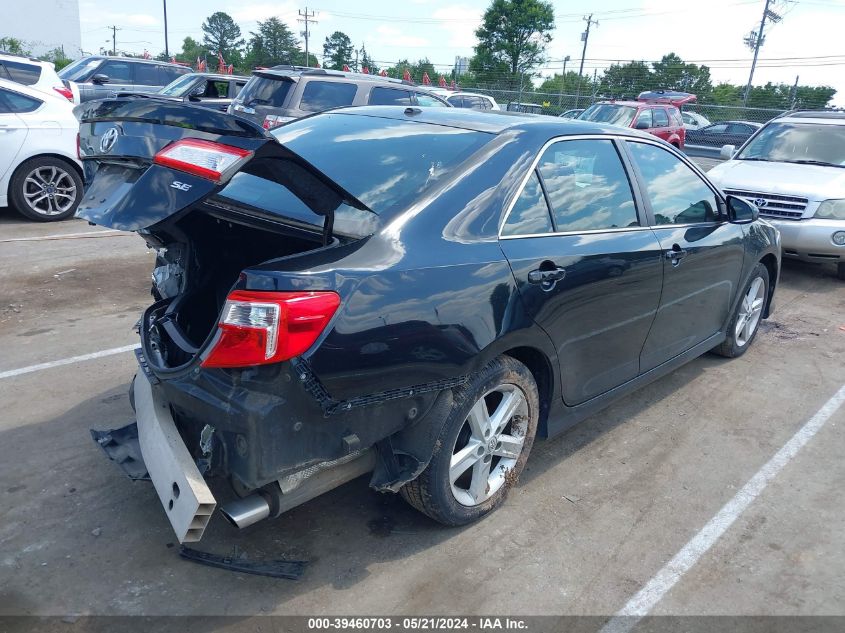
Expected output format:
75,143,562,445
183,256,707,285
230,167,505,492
1,160,844,624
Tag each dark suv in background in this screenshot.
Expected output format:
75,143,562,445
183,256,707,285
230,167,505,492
229,66,449,128
58,56,192,102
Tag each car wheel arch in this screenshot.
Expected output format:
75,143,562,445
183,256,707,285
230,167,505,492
501,346,554,438
759,253,778,318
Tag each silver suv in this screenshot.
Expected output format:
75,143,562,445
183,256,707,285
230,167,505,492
709,110,845,280
229,66,449,129
58,56,192,103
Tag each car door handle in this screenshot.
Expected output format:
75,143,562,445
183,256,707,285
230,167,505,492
664,246,688,266
528,267,566,284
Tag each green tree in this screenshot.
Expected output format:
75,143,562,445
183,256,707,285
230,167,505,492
39,47,73,70
178,36,206,65
598,61,653,97
201,11,244,67
0,37,31,56
473,0,554,88
651,53,712,98
711,82,741,105
322,31,353,70
359,43,378,74
244,17,299,68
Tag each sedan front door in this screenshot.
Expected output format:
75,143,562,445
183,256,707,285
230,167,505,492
624,140,745,371
499,138,664,405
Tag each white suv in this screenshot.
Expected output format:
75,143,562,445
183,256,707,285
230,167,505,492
0,52,73,102
709,111,845,280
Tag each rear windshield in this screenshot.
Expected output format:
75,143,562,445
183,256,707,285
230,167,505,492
737,122,845,167
237,75,294,108
579,104,637,127
269,112,493,216
299,80,357,112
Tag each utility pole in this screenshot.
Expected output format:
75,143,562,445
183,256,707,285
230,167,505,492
557,55,570,107
790,74,799,109
574,14,598,107
163,0,169,57
743,0,782,106
109,25,120,56
298,7,317,67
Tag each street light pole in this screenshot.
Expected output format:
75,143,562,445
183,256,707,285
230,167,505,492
558,55,570,107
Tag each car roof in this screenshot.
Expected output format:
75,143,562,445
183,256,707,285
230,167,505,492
192,72,250,81
0,51,49,65
254,67,418,86
592,100,671,109
777,110,845,124
80,55,186,67
329,105,658,137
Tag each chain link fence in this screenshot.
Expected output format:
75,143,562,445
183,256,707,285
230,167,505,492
467,88,788,124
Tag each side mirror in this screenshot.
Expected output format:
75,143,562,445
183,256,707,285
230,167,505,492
91,74,110,85
635,119,649,130
726,195,759,224
720,144,736,160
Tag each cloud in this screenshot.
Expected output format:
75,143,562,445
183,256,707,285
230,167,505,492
375,25,429,48
432,6,481,49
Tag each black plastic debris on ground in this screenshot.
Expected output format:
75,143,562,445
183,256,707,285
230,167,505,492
179,546,307,580
90,422,150,481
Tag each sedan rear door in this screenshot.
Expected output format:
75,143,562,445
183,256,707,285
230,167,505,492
0,88,32,187
499,137,664,405
623,140,745,371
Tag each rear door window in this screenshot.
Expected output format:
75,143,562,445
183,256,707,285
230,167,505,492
369,87,412,105
537,139,639,232
133,63,159,86
447,95,463,108
653,108,669,127
502,171,553,236
299,80,357,112
628,141,719,225
0,88,42,113
2,61,41,86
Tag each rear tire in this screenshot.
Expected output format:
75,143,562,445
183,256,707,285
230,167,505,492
400,355,539,526
712,262,769,358
10,156,83,222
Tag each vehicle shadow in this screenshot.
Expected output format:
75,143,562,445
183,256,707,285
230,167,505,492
0,349,715,616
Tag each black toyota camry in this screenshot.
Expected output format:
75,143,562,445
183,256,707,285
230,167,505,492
77,100,780,543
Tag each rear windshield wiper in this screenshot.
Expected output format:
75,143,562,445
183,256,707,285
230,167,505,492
781,159,845,169
245,98,270,107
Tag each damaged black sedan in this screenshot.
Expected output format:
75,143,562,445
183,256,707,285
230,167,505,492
77,99,780,542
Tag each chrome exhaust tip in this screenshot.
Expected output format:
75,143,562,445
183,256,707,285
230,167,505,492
219,494,271,529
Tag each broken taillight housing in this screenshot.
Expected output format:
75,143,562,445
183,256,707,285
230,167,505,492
201,290,341,368
153,138,252,183
262,115,286,130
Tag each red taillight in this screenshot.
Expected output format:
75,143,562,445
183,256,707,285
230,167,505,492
153,138,252,183
54,85,73,101
201,291,341,369
263,115,285,130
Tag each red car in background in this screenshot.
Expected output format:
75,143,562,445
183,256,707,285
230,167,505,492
578,93,688,148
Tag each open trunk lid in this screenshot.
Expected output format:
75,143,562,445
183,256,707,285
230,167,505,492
76,97,371,233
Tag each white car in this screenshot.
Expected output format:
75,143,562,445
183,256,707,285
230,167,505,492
446,91,501,111
708,111,845,280
0,78,82,221
0,52,74,102
681,111,711,130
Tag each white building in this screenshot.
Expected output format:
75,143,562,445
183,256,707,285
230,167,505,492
7,0,82,58
455,56,470,76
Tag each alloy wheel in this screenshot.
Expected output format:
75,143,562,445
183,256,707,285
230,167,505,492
22,165,78,216
735,276,765,347
449,383,529,507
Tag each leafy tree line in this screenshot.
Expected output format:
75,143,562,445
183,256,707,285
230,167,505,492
0,36,73,70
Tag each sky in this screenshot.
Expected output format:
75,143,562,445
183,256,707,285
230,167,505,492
78,0,845,104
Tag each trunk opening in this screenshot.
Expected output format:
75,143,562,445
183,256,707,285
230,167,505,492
143,207,334,371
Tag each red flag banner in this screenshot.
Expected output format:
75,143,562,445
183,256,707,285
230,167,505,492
380,69,387,77
228,64,234,75
422,72,431,85
343,64,350,72
362,67,369,74
450,79,456,90
439,76,447,88
403,68,411,81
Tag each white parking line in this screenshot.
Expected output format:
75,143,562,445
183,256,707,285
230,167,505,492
601,383,845,633
0,230,126,243
0,344,140,380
